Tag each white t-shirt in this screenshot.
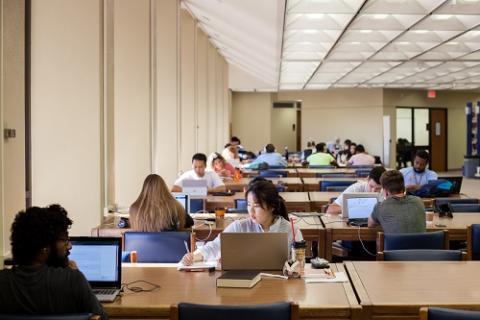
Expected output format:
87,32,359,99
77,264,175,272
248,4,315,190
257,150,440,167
174,170,224,189
333,181,384,207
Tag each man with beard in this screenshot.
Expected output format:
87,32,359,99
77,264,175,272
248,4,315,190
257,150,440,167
400,150,438,192
0,204,107,319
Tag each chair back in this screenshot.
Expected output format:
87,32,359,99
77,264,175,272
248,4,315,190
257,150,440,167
467,224,480,260
259,170,288,178
450,204,480,213
355,169,371,177
317,173,356,178
189,198,205,213
378,249,465,261
320,180,356,192
171,302,298,320
0,315,97,320
123,231,191,263
433,198,479,212
309,165,335,169
420,307,480,320
266,165,286,169
377,231,449,252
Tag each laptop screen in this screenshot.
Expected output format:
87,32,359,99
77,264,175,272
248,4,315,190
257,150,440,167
173,193,189,213
69,237,121,288
346,197,378,219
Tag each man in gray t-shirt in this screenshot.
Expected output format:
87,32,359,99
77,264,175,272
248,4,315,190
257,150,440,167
369,170,426,233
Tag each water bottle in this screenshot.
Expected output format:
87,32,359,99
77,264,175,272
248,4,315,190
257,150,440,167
284,146,289,161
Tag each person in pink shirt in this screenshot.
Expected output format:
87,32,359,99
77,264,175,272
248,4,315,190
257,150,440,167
347,144,375,166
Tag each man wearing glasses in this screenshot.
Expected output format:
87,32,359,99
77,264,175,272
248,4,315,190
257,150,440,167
0,204,107,319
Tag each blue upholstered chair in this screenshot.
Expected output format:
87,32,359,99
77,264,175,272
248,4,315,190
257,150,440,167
468,224,480,260
377,231,449,252
171,302,298,320
316,173,356,178
0,315,97,320
450,204,480,213
259,170,288,178
235,198,247,211
189,198,205,213
319,180,356,192
123,231,191,263
377,249,465,261
309,165,335,169
420,307,480,320
434,198,479,212
355,169,371,177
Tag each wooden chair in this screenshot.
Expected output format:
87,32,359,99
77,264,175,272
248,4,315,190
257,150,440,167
171,302,299,320
376,230,449,253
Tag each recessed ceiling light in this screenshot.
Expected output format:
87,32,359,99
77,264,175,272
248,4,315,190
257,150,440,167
433,15,451,20
372,14,389,20
413,30,429,34
306,13,324,19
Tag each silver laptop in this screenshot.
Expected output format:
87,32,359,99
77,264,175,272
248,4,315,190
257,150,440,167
221,233,289,271
183,179,208,196
342,192,380,225
69,237,122,302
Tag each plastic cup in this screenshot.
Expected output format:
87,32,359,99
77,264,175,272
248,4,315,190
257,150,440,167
215,207,225,219
426,211,434,224
291,240,307,276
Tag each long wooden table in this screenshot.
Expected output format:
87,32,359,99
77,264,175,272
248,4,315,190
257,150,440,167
296,168,357,178
104,264,361,319
242,168,299,177
302,178,361,192
321,212,480,261
225,177,304,192
309,191,341,211
344,261,480,319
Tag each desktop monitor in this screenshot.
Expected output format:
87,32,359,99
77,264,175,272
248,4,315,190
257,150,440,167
342,192,380,219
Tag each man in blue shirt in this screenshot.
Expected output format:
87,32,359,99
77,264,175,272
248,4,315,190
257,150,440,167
400,150,438,192
244,143,287,169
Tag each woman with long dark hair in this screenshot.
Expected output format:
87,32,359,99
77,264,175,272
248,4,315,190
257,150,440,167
180,180,302,264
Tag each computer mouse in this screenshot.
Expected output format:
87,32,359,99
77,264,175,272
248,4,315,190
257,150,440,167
310,257,330,269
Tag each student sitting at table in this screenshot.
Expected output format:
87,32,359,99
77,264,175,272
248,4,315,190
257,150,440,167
180,180,303,264
222,145,243,168
0,205,107,319
172,153,226,193
347,144,375,166
130,174,193,231
400,150,438,192
326,166,386,215
207,152,236,180
306,142,337,166
368,170,426,233
243,143,287,169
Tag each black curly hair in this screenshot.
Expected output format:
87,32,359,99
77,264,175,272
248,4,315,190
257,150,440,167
10,204,72,265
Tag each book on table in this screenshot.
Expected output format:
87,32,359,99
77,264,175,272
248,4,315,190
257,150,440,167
216,270,261,288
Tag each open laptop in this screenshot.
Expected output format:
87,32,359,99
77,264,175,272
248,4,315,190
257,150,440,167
183,179,208,196
439,176,463,194
342,192,380,227
69,237,122,302
221,233,289,270
173,192,190,213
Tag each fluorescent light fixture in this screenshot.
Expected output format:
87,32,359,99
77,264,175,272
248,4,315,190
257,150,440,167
306,13,324,19
447,42,458,45
413,30,429,34
397,42,410,45
303,30,319,34
433,15,451,20
360,30,373,33
373,14,389,20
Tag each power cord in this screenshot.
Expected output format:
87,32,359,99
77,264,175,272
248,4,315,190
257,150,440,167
348,224,376,257
121,280,160,293
193,220,213,242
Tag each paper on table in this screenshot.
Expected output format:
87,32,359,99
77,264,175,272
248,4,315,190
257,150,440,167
177,260,217,271
304,271,349,283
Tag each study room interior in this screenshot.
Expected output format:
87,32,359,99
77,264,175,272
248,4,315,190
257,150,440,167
1,0,480,319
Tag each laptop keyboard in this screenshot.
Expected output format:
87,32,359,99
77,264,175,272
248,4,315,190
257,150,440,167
93,288,117,295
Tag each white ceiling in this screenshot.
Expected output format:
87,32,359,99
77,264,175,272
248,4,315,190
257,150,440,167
183,0,480,91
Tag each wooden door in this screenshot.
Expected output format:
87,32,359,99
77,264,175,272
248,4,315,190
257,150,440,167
430,108,447,171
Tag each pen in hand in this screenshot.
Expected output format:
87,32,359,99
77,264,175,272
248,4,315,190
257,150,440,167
184,240,190,254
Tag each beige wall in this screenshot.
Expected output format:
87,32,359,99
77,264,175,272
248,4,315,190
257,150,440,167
232,89,480,170
0,0,26,259
384,89,480,169
31,0,103,235
232,92,272,153
27,0,231,234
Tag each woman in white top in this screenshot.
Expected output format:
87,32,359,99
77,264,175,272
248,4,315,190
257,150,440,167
180,180,303,264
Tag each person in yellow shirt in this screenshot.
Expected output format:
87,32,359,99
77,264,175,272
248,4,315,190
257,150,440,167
306,142,337,166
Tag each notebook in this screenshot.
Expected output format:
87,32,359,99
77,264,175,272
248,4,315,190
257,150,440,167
183,179,208,196
342,192,380,226
220,233,289,271
69,237,122,302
